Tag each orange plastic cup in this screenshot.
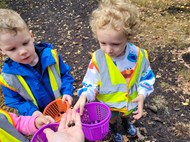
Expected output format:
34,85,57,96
43,99,70,122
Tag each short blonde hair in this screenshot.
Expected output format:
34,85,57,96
0,9,28,34
90,0,140,41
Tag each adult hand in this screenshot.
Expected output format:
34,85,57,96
44,109,84,142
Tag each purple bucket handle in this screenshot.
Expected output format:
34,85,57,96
31,123,59,142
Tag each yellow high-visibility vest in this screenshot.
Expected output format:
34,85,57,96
92,48,149,115
0,49,61,108
0,109,29,142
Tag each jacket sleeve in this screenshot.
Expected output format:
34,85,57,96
9,112,38,136
77,60,99,101
2,86,38,116
58,54,74,96
137,65,155,99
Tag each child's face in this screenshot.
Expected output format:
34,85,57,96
0,30,38,66
96,27,128,58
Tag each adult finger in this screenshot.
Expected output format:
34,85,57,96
75,111,82,128
73,102,81,113
44,128,54,140
65,109,72,128
58,112,67,131
71,109,76,123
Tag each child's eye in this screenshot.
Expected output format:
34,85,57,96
23,41,29,46
9,47,16,51
112,43,120,46
100,42,106,45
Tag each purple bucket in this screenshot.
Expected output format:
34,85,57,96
31,123,59,142
81,102,111,141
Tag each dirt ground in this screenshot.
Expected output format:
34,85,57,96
0,0,190,142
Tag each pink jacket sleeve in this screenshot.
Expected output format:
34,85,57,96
9,112,38,136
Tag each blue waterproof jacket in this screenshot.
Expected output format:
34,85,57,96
1,43,74,116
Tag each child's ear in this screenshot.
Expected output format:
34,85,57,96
29,30,35,42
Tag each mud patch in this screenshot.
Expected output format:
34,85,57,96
166,4,190,14
182,52,190,65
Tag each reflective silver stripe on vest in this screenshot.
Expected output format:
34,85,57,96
1,73,32,102
135,49,149,84
0,114,29,142
127,49,149,94
95,49,127,94
95,48,149,95
49,65,62,99
1,64,62,102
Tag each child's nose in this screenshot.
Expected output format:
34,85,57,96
106,46,113,53
19,49,27,56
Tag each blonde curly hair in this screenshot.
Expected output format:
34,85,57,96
0,9,28,34
90,0,140,41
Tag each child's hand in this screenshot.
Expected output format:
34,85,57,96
35,115,55,129
62,94,73,105
44,115,56,123
73,94,87,115
32,110,42,116
131,94,144,120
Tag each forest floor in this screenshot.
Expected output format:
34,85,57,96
0,0,190,142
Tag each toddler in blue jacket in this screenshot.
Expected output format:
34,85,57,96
0,9,74,116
